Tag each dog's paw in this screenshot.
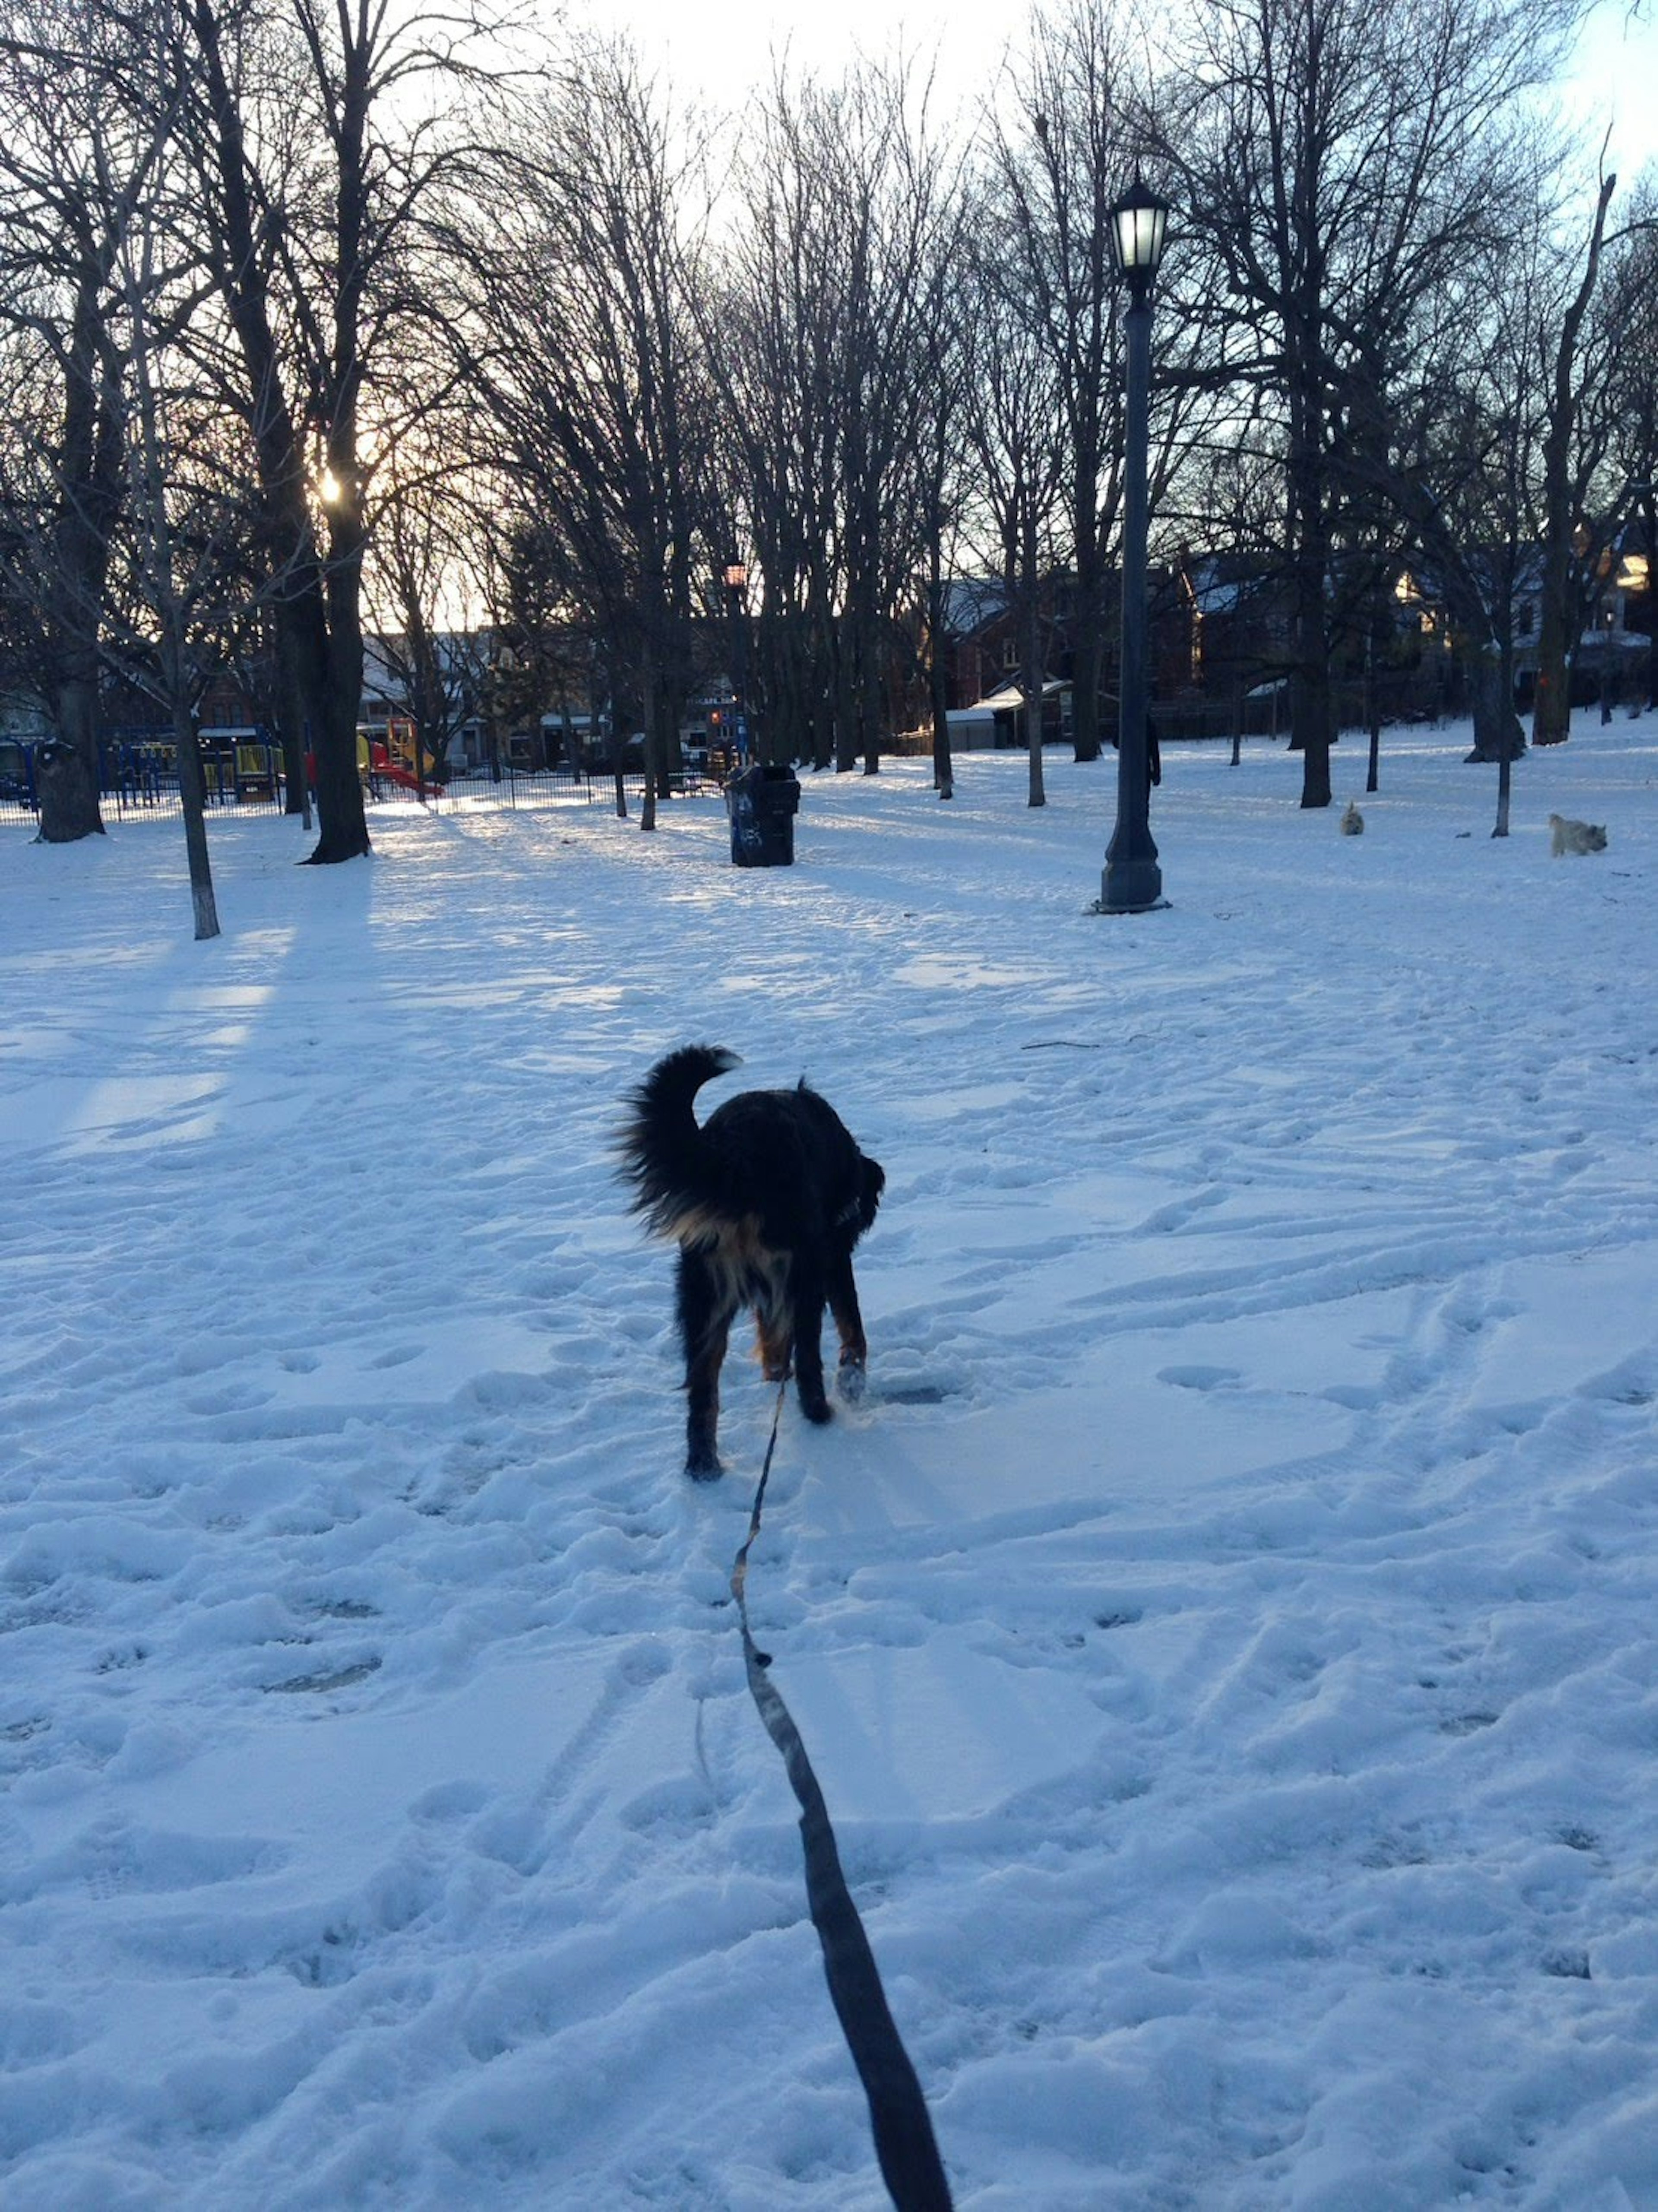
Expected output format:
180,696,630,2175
838,1360,867,1403
800,1393,835,1426
685,1449,724,1481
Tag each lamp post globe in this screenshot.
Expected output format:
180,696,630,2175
1100,175,1171,915
1109,177,1170,302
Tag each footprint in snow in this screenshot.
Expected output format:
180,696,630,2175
1158,1364,1243,1392
265,1658,383,1695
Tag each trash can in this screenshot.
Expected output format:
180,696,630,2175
726,762,800,867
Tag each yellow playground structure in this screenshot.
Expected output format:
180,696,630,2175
358,718,443,793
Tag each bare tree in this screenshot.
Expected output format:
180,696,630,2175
464,40,712,830
367,437,495,783
1334,212,1538,824
0,0,156,843
712,73,846,770
991,5,1133,767
1162,0,1582,805
174,0,510,862
918,274,974,801
715,59,963,776
960,227,1067,807
113,176,224,936
1603,181,1658,715
1530,165,1619,744
1424,237,1543,824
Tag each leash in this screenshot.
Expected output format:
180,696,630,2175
730,1381,955,2212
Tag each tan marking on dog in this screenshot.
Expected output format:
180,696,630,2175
655,1205,791,1323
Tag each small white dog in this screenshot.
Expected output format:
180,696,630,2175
1548,812,1607,856
1339,801,1364,836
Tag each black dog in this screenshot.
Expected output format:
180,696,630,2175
620,1045,885,1477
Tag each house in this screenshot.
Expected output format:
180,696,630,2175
958,680,1073,750
932,565,1221,744
1481,531,1650,710
934,578,1017,713
1540,525,1649,705
1177,553,1295,708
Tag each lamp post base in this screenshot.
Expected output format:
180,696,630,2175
1096,857,1165,913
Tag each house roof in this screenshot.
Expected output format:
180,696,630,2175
973,680,1069,712
939,578,1009,636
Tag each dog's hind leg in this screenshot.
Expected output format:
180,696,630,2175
677,1248,735,1478
754,1300,792,1383
826,1245,868,1399
788,1257,833,1426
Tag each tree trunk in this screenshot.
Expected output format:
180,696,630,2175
609,700,629,816
274,632,312,825
1493,707,1516,839
1530,537,1573,748
35,732,104,844
929,568,954,799
38,678,106,843
1291,516,1333,806
124,218,222,941
187,0,369,866
37,254,120,846
834,619,858,773
1021,488,1045,807
1071,558,1105,764
1287,274,1333,807
853,580,881,776
811,671,835,771
294,598,370,864
1463,644,1524,767
1025,605,1046,810
172,707,221,939
639,658,659,831
1293,654,1332,806
1532,174,1617,748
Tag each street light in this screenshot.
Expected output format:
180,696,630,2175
1098,174,1171,915
724,560,750,765
1599,597,1617,726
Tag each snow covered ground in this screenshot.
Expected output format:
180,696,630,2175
3,712,1656,2211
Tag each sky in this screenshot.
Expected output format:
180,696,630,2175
1560,4,1658,174
581,0,1658,179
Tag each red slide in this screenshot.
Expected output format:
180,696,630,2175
377,761,429,794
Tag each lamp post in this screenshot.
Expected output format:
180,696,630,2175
724,560,750,766
1099,175,1171,915
1599,596,1617,726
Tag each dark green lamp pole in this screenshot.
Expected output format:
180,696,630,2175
725,559,749,760
1100,175,1171,914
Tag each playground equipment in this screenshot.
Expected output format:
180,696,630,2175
357,717,443,795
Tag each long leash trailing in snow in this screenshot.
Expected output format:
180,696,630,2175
731,1381,955,2212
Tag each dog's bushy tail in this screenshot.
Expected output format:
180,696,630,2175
618,1044,741,1239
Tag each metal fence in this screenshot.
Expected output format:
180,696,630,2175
0,744,719,832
